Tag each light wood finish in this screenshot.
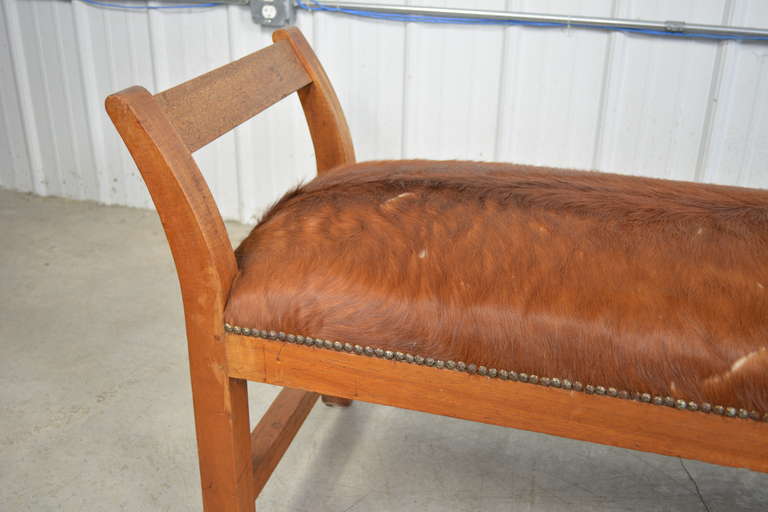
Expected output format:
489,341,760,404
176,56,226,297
106,26,765,512
250,388,319,496
273,27,355,173
226,334,768,474
106,87,254,511
156,40,311,153
105,28,359,511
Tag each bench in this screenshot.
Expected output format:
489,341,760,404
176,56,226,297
106,27,768,511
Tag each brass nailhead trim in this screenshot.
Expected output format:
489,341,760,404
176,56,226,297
224,324,767,422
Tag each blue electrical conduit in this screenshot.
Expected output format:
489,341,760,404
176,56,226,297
78,0,221,9
76,0,768,42
296,0,768,42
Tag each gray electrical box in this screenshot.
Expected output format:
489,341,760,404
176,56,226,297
251,0,295,27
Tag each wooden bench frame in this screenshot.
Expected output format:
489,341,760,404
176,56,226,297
106,27,767,511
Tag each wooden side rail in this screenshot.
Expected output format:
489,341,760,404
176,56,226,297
251,389,319,497
227,334,768,474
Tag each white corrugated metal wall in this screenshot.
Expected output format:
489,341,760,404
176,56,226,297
1,0,766,223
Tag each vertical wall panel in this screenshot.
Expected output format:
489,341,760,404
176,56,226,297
596,0,728,180
10,0,62,196
315,2,406,161
50,0,99,200
0,0,32,191
2,0,768,223
75,5,156,207
404,0,507,160
31,0,70,197
2,0,47,195
6,0,98,200
496,0,615,168
702,1,768,188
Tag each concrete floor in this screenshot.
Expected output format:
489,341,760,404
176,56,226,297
1,187,767,512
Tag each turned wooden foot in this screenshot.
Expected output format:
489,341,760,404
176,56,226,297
321,395,353,407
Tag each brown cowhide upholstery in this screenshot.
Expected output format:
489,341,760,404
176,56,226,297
225,160,768,413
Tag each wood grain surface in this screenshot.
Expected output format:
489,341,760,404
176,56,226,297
227,334,768,474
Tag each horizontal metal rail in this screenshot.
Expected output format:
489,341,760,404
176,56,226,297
299,1,768,39
162,0,250,4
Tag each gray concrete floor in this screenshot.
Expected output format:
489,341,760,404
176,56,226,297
1,187,767,512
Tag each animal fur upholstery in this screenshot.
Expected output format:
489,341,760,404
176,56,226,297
225,160,768,413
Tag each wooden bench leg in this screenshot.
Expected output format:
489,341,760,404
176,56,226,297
191,372,255,512
321,395,353,407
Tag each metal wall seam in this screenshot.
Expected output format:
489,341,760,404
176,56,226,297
404,0,506,161
28,1,65,198
0,0,31,191
590,0,619,171
54,0,99,201
2,0,45,195
315,0,406,162
693,0,734,183
496,0,615,169
72,1,107,203
597,0,728,181
702,0,768,188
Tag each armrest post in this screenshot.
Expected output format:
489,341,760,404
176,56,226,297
274,27,356,173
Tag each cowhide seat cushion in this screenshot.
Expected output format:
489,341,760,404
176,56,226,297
224,160,768,420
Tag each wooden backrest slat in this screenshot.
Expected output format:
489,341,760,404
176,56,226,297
156,39,311,153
